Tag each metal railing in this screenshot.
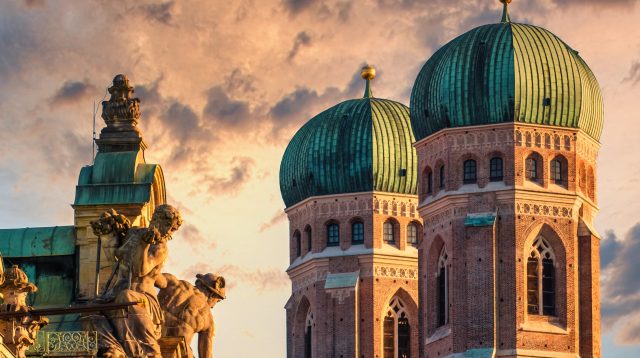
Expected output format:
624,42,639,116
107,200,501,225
27,331,98,357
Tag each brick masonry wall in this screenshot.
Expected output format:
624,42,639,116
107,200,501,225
416,123,601,358
285,192,421,358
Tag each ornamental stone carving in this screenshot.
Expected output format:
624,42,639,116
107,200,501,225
0,264,48,358
85,204,183,358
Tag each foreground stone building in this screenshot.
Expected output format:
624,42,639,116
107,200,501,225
281,2,603,358
0,75,224,358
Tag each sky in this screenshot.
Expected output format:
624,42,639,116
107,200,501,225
0,0,639,356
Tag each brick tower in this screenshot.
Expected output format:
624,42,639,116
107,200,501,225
410,2,603,358
280,66,422,358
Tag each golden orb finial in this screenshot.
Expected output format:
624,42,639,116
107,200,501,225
360,64,376,98
499,0,512,4
361,65,376,81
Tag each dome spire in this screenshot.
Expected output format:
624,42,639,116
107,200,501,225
360,64,376,98
500,0,512,23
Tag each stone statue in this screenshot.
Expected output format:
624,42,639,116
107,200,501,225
87,204,183,358
157,273,226,358
0,265,48,358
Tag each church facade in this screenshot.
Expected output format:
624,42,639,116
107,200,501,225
280,2,603,358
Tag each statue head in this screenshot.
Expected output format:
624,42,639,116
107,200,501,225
149,204,183,239
195,273,226,308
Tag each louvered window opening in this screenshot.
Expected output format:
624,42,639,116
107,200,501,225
463,160,477,184
490,157,503,181
327,224,340,247
352,221,364,244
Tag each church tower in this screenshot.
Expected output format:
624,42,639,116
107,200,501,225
411,2,603,357
280,66,422,358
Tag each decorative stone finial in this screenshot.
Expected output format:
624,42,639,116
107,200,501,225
361,65,376,98
0,264,48,358
96,74,146,153
500,0,512,23
0,265,37,294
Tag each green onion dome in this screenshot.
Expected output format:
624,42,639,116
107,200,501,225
410,1,604,141
280,65,418,208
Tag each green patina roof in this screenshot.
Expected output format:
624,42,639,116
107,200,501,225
324,272,359,289
410,20,604,141
74,150,164,206
0,226,75,257
464,213,497,227
279,93,417,208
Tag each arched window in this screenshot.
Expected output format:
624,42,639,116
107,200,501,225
489,157,503,182
526,155,539,181
304,226,312,252
407,223,418,247
550,156,567,187
383,220,395,244
437,248,449,327
527,237,555,316
427,171,433,194
463,160,477,184
294,231,301,257
383,297,410,358
352,221,364,244
327,223,339,247
305,310,315,358
439,165,445,189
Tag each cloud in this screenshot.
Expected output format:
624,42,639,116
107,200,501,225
282,0,314,14
259,210,286,232
180,263,289,292
139,1,176,25
173,223,216,251
50,80,96,107
288,31,312,61
211,264,290,292
601,223,640,344
202,157,255,195
552,0,637,7
202,86,253,129
24,0,45,8
623,61,640,86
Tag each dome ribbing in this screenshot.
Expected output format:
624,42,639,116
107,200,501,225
410,20,604,141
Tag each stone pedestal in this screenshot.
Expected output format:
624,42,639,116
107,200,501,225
159,337,189,358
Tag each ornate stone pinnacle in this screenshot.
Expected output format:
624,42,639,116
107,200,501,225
96,74,146,153
101,74,141,127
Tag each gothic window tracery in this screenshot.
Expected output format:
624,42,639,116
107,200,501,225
437,248,449,327
383,297,411,358
305,310,315,358
527,237,556,316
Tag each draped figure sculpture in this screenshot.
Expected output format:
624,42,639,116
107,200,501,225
87,204,183,358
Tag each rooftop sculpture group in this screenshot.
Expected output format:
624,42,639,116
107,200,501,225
87,204,226,358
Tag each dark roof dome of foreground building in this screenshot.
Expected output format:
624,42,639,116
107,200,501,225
279,65,418,208
410,0,604,142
